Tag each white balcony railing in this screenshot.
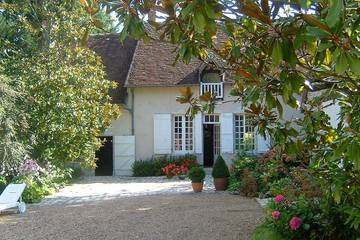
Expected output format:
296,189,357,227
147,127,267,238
200,82,224,99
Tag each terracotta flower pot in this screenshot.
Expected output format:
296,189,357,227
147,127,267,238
191,182,204,192
214,178,228,191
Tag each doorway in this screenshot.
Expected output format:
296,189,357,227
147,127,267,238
203,124,221,167
95,136,113,176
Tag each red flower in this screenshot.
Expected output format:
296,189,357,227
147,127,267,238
271,211,281,220
289,216,302,230
274,194,285,203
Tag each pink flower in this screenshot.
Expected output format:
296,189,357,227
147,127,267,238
289,217,302,230
274,194,285,203
271,211,281,220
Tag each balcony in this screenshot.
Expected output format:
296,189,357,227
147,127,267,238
200,82,224,99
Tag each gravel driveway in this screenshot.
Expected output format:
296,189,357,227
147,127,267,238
39,176,216,206
0,193,263,240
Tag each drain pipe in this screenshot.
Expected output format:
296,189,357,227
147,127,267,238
130,88,135,135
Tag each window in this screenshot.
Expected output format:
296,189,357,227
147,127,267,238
200,69,224,99
234,114,255,152
173,115,193,152
203,114,220,124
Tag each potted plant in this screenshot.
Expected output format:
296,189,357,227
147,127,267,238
212,155,230,191
187,166,206,192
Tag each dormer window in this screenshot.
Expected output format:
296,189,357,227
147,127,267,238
200,67,224,99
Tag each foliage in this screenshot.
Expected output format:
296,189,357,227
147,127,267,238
12,160,73,203
0,1,120,168
212,155,230,178
251,225,284,240
0,175,6,194
229,154,266,195
187,166,206,183
102,0,360,237
264,195,324,239
239,169,258,197
268,178,297,200
132,155,197,177
0,73,28,175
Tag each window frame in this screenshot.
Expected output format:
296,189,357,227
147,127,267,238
173,115,194,154
234,114,256,153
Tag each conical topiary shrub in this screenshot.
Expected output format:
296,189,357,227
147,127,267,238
212,155,230,190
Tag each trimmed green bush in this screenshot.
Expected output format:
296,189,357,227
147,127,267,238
188,166,205,182
212,155,230,178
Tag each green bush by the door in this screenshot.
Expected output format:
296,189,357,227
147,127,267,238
212,155,230,178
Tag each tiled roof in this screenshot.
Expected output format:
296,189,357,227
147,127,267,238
126,40,202,87
88,34,137,103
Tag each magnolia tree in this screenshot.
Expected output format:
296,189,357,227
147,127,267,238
1,1,120,169
84,0,360,237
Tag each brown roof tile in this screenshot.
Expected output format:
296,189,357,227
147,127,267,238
126,40,202,87
88,34,137,103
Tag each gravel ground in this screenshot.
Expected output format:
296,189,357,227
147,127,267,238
0,192,264,240
39,176,216,206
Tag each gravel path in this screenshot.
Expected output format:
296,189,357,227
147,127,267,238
0,193,263,240
39,176,216,206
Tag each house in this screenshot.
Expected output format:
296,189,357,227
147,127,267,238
88,34,306,176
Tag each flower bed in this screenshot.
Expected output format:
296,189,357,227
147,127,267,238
132,154,197,177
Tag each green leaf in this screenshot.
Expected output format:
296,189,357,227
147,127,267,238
181,3,194,18
303,223,310,230
294,32,305,49
348,141,360,170
265,92,276,109
335,53,348,74
193,12,206,33
271,40,282,66
352,15,360,34
326,0,343,27
231,46,241,58
347,55,360,75
276,98,283,118
333,188,341,204
285,141,298,155
289,73,304,94
318,42,333,52
204,3,215,19
281,40,297,67
306,26,332,38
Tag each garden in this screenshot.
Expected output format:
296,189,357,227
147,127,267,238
1,0,360,239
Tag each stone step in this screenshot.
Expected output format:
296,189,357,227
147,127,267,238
204,168,213,175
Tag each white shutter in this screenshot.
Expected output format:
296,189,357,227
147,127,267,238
153,114,172,154
220,113,234,154
194,113,203,154
257,133,270,153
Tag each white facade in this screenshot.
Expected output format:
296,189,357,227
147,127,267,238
100,83,300,176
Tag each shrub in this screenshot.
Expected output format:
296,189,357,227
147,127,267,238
228,154,263,194
251,225,284,240
188,166,205,182
212,155,230,178
263,195,323,239
239,169,258,197
132,155,197,177
269,178,298,200
12,160,73,203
